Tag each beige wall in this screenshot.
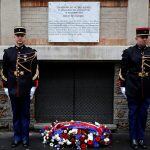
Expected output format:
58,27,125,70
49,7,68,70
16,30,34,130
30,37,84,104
149,8,150,26
100,7,127,39
0,0,21,45
0,0,1,45
21,7,48,44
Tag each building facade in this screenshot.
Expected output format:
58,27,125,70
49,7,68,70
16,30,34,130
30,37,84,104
0,0,150,130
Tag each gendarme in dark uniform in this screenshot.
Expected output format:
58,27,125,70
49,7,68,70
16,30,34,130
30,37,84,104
119,27,150,150
1,27,39,148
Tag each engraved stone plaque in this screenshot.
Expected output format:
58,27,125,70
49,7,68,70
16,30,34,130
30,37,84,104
48,2,100,42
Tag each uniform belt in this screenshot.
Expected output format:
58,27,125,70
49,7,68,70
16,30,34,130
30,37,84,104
132,72,150,77
14,71,24,77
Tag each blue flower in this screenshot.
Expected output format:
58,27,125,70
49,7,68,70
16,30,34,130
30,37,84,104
75,134,82,139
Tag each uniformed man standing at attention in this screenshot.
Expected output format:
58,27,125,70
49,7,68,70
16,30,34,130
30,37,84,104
1,27,39,148
119,27,150,150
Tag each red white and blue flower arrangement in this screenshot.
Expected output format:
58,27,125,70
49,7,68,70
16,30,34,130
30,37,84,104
40,120,112,149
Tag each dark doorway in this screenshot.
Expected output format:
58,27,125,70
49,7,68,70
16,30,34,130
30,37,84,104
35,61,114,124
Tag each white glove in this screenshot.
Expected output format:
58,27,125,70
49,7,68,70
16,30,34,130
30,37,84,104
4,88,9,98
30,87,36,100
120,87,126,98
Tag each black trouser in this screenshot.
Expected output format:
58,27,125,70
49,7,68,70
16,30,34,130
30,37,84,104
127,96,150,140
10,95,30,142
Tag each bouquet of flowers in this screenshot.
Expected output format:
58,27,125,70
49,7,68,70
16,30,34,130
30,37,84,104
40,120,112,149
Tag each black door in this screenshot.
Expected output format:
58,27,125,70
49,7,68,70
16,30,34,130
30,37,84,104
35,61,114,123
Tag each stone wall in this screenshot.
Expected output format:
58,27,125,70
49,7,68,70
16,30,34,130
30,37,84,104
113,64,129,129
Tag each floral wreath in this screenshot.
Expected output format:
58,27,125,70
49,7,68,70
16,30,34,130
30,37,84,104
40,120,112,149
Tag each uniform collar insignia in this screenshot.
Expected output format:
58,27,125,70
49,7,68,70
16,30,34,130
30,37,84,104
136,44,147,50
15,44,25,50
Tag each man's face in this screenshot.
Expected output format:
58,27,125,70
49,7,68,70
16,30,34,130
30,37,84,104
14,34,26,45
135,35,149,46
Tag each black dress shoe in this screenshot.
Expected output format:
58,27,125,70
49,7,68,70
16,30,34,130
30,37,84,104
22,141,29,148
130,139,138,150
138,140,147,149
11,140,20,148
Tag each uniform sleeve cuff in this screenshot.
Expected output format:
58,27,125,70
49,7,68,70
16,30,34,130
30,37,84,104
32,79,38,87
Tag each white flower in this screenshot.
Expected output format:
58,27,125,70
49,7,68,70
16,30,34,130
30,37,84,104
55,134,59,137
54,134,60,141
104,138,110,142
69,129,78,134
88,133,93,141
95,122,100,126
58,141,64,145
64,130,67,133
41,133,44,136
43,136,46,144
51,139,54,142
96,132,99,136
84,140,87,143
56,137,60,141
66,140,72,145
63,138,66,143
49,143,54,147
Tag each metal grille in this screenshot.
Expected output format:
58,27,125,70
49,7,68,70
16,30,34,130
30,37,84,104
35,62,74,122
74,62,114,123
35,61,114,123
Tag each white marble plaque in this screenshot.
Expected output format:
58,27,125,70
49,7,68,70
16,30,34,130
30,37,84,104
48,2,100,42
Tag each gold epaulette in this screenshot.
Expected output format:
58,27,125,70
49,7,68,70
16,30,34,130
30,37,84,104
138,72,149,77
119,69,125,81
32,65,39,80
1,69,7,81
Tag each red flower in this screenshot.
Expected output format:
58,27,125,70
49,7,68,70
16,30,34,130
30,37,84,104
87,140,93,145
81,143,87,149
97,128,103,134
71,138,75,144
61,133,68,139
78,129,81,134
80,136,85,142
81,130,86,135
55,123,64,129
44,126,49,130
95,136,101,142
48,132,52,136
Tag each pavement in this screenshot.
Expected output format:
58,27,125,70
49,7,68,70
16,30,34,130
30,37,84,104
0,130,150,150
